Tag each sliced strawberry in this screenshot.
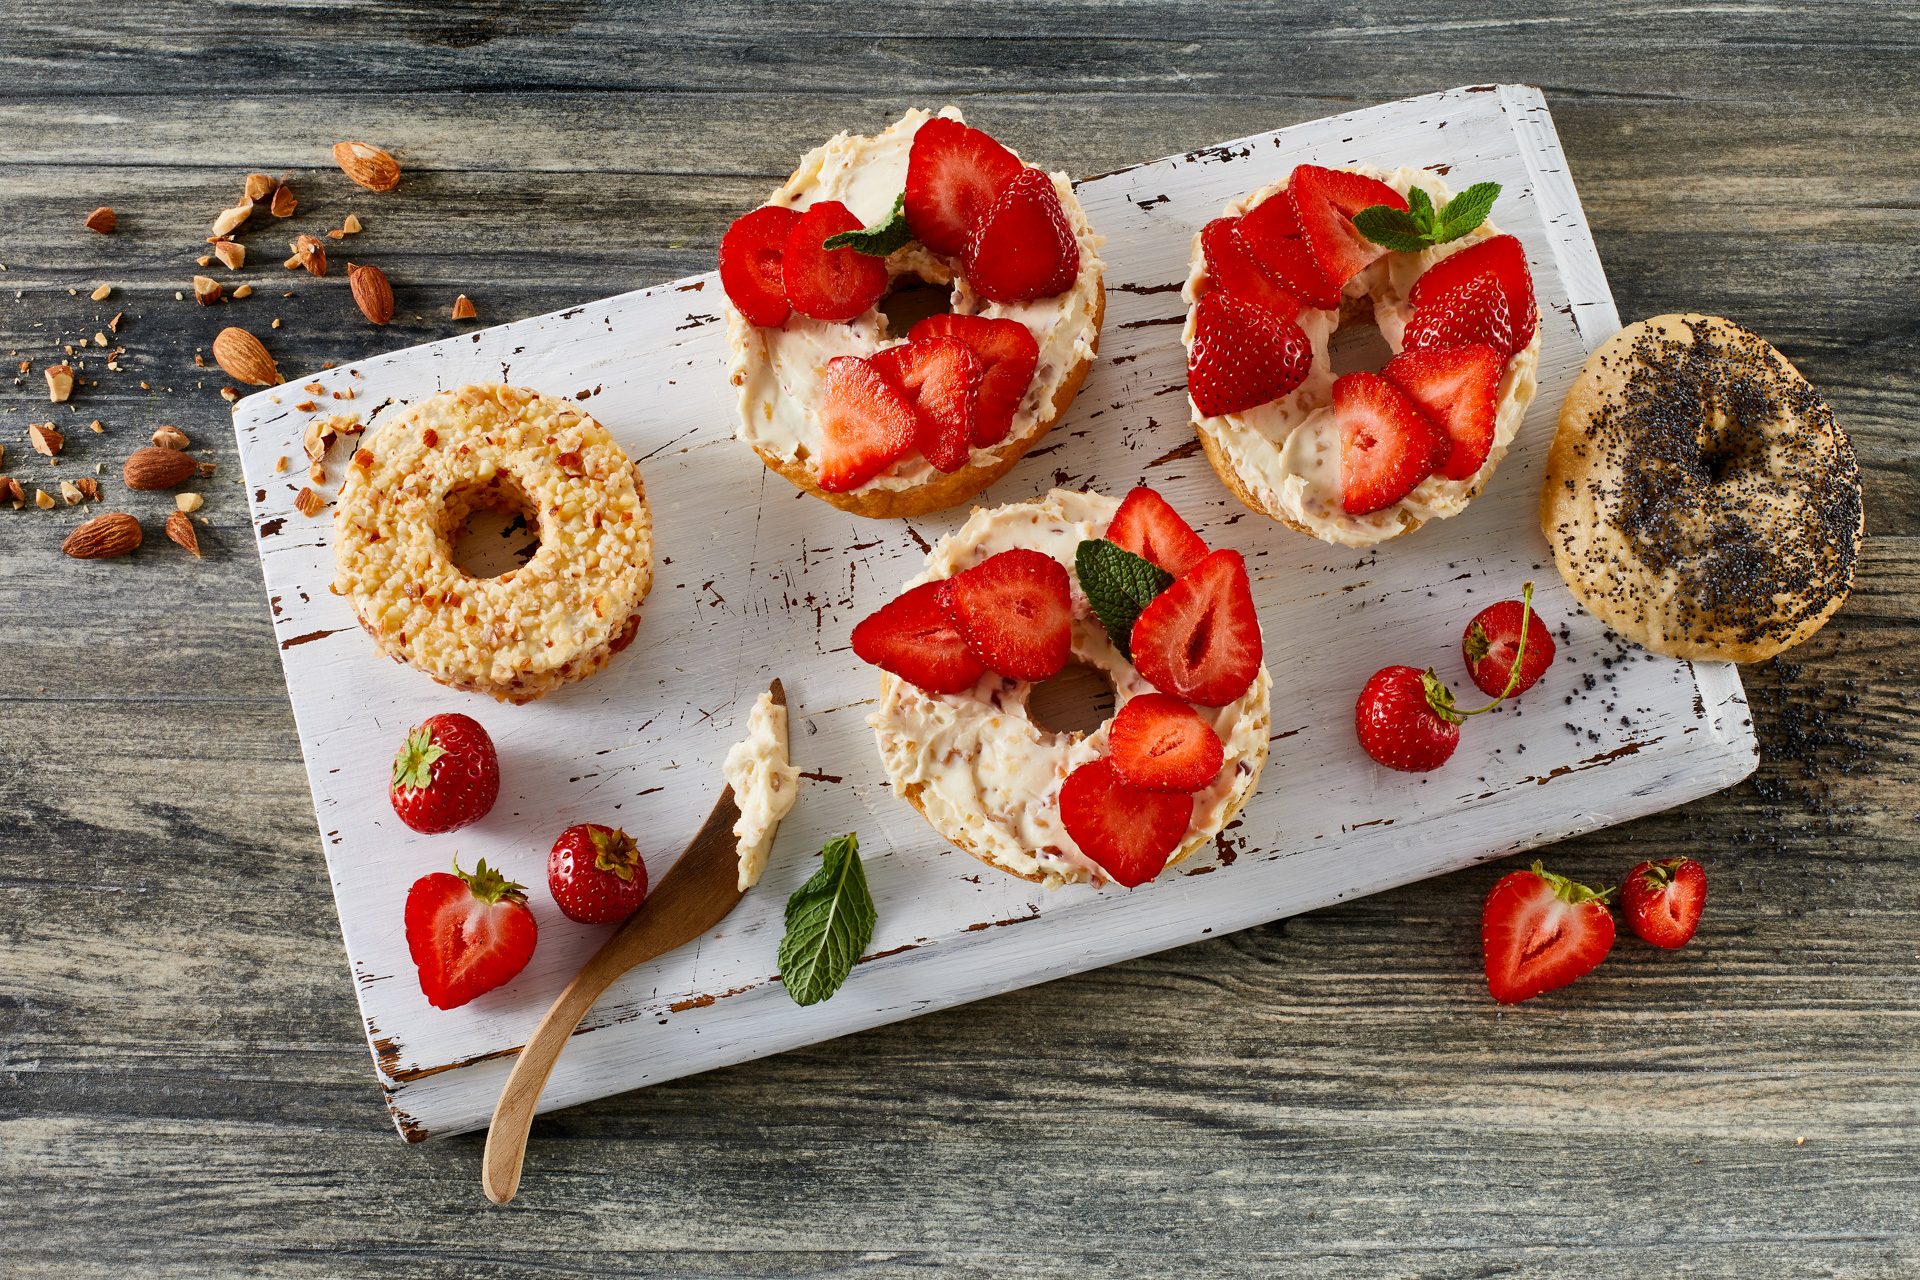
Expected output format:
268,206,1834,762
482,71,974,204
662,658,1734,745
1381,344,1502,482
1187,291,1312,419
1058,758,1193,889
1403,273,1514,358
718,205,801,328
872,336,982,473
965,168,1079,303
1108,693,1225,793
1621,857,1707,950
405,857,538,1011
1129,549,1262,706
1334,371,1453,516
909,313,1039,447
1408,233,1537,352
782,201,888,323
851,580,987,694
905,116,1024,257
1199,217,1302,323
1236,197,1341,311
816,356,919,492
1482,862,1616,1004
941,547,1071,682
1106,485,1207,578
1287,164,1408,288
1462,596,1556,699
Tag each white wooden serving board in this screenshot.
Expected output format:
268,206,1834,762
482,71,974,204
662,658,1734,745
235,85,1757,1141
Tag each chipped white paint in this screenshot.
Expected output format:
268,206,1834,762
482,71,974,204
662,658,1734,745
233,86,1756,1141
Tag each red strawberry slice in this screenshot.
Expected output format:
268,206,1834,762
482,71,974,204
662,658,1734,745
1199,217,1302,323
816,356,919,492
1482,862,1616,1004
1403,273,1514,358
1381,344,1502,482
872,336,983,474
905,116,1024,257
965,168,1080,302
718,205,802,328
909,313,1039,447
782,201,888,323
1334,371,1453,515
940,547,1071,682
1462,596,1556,698
851,580,987,694
1108,693,1225,793
1129,549,1262,706
1621,857,1707,949
1236,197,1341,311
1409,233,1537,352
1287,164,1408,288
1106,485,1207,577
405,857,539,1011
1059,758,1194,889
1187,291,1312,419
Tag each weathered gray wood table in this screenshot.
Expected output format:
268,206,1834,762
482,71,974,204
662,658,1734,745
4,5,1916,1276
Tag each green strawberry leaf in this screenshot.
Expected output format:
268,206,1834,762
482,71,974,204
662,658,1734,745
1434,181,1501,244
1354,181,1503,252
1351,205,1431,254
777,833,878,1007
1076,539,1173,660
822,193,911,257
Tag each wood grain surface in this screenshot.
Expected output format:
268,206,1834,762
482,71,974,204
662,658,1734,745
2,3,1916,1277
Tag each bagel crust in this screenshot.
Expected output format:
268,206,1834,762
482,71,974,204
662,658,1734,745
1541,314,1862,663
332,383,654,704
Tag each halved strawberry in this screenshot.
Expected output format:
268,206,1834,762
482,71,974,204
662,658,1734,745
965,168,1079,303
1238,188,1300,240
1106,485,1207,577
816,356,919,492
1482,862,1615,1004
1381,344,1502,482
1408,233,1537,351
1333,371,1453,515
1621,857,1707,950
872,336,982,474
1199,217,1302,323
718,205,801,327
941,547,1071,682
1187,291,1312,419
851,580,987,694
782,201,888,323
1403,273,1514,358
910,314,1039,447
905,116,1024,257
1287,164,1408,288
1236,196,1340,311
1108,693,1225,792
1129,549,1262,706
1059,758,1193,889
405,857,538,1011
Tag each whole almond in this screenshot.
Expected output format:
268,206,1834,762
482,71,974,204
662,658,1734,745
332,141,401,193
62,512,142,559
451,294,477,320
348,263,394,326
124,446,199,490
213,240,246,270
212,327,281,386
29,423,65,456
152,425,191,450
166,510,203,558
45,365,75,402
86,207,116,234
291,234,327,277
270,183,297,217
193,275,224,305
244,173,276,202
212,198,255,237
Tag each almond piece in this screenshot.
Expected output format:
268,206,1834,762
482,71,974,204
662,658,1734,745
451,294,477,320
123,445,199,490
213,240,246,270
348,263,394,326
60,480,83,505
196,256,214,268
193,276,224,306
212,198,255,237
109,313,123,332
309,461,326,484
45,366,74,402
35,488,56,509
303,419,338,461
176,491,204,513
342,213,363,234
274,455,289,473
270,183,297,217
89,419,106,433
245,173,276,202
166,510,202,558
294,486,325,516
233,284,254,299
0,477,21,504
211,327,281,386
291,234,327,277
197,462,218,479
221,388,240,402
76,478,101,501
62,511,141,557
90,283,112,301
332,141,401,193
29,423,65,455
86,207,116,234
152,425,191,450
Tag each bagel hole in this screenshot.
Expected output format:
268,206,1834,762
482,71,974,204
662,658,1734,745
1328,318,1395,377
880,280,954,335
445,476,541,580
1025,661,1116,738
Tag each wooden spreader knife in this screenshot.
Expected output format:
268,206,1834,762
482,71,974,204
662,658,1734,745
481,679,785,1205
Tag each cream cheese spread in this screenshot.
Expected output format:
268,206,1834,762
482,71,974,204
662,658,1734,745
723,688,800,891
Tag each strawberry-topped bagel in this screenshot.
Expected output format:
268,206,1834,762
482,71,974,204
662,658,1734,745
719,108,1106,520
855,487,1270,889
1182,164,1541,547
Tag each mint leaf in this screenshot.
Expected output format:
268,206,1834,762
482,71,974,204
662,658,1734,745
1405,184,1436,233
1351,205,1430,254
777,833,877,1007
1076,539,1173,660
1355,182,1502,253
822,193,911,257
1433,181,1501,244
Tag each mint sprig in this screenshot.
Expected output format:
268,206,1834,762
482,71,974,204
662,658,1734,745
1352,181,1501,253
822,193,911,258
1076,539,1173,660
777,833,877,1007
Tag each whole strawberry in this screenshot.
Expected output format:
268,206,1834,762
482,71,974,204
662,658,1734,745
1463,598,1555,698
547,824,650,924
1621,857,1707,949
389,713,499,835
1355,665,1462,772
405,857,538,1010
1481,861,1615,1004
